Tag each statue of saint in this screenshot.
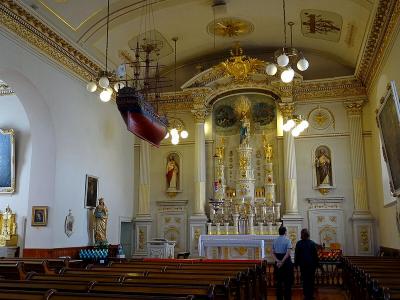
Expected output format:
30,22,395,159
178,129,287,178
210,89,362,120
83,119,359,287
166,155,179,190
265,143,273,162
315,148,332,186
94,198,108,244
239,112,250,145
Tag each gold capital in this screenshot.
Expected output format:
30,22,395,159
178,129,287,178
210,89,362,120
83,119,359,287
278,103,295,119
344,102,363,115
191,108,209,123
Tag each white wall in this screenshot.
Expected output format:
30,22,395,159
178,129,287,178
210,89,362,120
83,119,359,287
0,29,135,248
0,95,31,248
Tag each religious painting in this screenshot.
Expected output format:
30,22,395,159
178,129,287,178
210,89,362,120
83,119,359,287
31,206,48,226
213,93,276,135
85,175,98,208
166,152,181,196
301,9,342,42
377,80,400,197
0,129,15,194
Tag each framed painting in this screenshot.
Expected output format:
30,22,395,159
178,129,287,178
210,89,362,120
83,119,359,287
0,129,15,193
85,175,98,208
31,206,48,226
376,80,400,198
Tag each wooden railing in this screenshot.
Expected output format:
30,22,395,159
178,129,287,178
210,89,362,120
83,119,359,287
265,261,343,287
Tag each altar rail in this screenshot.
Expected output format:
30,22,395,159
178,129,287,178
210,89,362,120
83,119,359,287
265,262,343,287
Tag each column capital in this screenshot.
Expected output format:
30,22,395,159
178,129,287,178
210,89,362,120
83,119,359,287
191,108,210,123
278,102,295,119
344,101,364,115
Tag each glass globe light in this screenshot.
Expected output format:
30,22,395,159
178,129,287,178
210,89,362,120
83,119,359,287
277,53,289,67
180,130,188,139
285,119,296,130
164,132,170,139
297,58,309,71
98,76,110,89
265,63,278,76
114,82,125,92
299,120,309,130
100,88,112,102
86,81,97,93
281,67,295,83
291,127,301,137
170,128,178,137
171,136,179,145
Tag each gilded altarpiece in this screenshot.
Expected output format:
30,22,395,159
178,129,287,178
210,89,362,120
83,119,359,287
307,197,346,252
157,201,188,254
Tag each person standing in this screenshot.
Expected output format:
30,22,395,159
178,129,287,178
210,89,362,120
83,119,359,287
272,226,294,300
295,228,319,300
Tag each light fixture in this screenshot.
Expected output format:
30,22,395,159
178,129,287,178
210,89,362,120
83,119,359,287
86,0,114,102
282,115,309,136
164,117,188,145
164,37,189,145
265,0,309,83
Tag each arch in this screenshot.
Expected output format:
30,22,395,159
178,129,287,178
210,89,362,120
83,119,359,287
206,88,281,109
0,68,56,248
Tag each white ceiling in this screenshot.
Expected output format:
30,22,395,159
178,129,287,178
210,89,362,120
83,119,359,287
20,0,375,82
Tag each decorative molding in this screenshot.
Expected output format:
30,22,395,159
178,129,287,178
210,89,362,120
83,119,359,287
0,1,101,82
356,0,400,90
0,80,14,96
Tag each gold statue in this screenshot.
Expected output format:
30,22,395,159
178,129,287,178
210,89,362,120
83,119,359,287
0,206,18,247
265,143,273,162
94,198,108,244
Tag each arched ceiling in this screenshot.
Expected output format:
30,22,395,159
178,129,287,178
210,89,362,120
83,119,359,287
20,0,375,83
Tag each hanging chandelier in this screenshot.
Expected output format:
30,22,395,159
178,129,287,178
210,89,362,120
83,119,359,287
265,0,309,83
282,114,309,136
164,37,188,145
86,0,115,102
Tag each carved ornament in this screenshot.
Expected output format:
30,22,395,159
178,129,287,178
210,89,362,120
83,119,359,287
278,103,295,119
356,0,400,90
0,1,101,82
344,101,364,115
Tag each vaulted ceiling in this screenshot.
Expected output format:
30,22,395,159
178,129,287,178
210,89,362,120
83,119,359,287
19,0,375,86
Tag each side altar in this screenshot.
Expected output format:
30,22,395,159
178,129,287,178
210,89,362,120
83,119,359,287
201,96,281,261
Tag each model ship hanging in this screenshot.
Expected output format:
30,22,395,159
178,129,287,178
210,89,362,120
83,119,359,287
114,35,169,147
86,0,169,147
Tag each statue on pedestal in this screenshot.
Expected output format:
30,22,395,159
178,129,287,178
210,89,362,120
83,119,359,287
0,206,18,247
94,198,108,245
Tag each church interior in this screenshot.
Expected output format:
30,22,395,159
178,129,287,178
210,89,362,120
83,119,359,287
0,0,400,299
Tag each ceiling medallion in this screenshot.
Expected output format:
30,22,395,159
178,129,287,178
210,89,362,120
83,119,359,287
217,44,264,81
207,17,254,38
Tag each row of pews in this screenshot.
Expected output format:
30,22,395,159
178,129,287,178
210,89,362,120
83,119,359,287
343,256,400,300
0,257,267,300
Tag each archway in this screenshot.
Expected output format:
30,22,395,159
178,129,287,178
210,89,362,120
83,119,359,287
0,69,56,250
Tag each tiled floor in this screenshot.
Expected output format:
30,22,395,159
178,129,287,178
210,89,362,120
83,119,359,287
267,287,348,299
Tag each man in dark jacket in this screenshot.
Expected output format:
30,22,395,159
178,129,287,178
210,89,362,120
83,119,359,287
295,228,319,300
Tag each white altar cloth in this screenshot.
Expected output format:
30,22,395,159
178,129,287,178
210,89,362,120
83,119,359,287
198,235,278,260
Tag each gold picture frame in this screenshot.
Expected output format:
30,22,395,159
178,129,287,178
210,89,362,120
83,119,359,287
0,129,15,193
376,80,400,199
31,206,48,226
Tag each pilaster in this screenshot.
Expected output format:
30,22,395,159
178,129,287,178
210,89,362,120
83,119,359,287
133,139,152,257
344,100,376,255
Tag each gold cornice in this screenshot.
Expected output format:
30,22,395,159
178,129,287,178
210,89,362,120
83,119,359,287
356,0,400,90
294,77,366,101
0,1,101,82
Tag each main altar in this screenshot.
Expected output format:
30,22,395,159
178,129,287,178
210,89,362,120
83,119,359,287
199,95,281,261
